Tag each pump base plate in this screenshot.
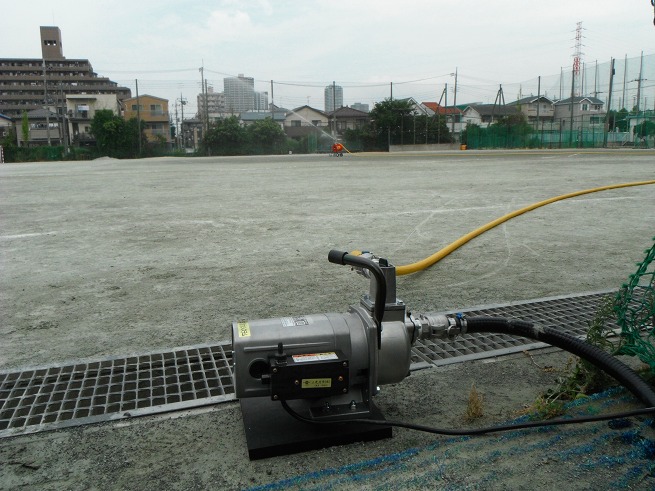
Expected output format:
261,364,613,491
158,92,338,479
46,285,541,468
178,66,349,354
239,397,392,460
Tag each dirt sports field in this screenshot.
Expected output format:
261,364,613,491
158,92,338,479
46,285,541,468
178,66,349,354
1,149,655,490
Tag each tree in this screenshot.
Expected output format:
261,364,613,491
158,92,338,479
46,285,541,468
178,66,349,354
491,112,531,131
246,118,286,154
369,98,415,149
202,116,247,155
91,109,120,152
123,117,146,156
633,120,655,139
422,114,453,144
460,123,481,146
90,109,144,158
1,127,18,163
343,127,378,151
608,108,629,132
488,113,533,147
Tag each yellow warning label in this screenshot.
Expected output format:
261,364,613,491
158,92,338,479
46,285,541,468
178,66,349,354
302,378,332,389
236,321,251,338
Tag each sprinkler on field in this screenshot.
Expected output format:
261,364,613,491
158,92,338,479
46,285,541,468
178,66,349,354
330,142,344,157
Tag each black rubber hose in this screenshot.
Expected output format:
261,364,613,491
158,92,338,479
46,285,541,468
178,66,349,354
465,317,655,407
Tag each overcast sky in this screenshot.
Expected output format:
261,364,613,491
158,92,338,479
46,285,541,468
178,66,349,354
3,0,654,114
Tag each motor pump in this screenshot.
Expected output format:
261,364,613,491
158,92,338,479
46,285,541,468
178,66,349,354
233,249,655,460
231,250,460,422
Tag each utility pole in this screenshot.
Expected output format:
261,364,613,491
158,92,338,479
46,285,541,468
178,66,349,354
451,68,458,139
437,85,447,143
635,51,644,112
199,66,206,136
176,93,187,150
59,84,68,154
390,82,393,101
444,83,448,125
181,101,185,150
135,78,142,156
332,81,336,139
536,76,541,132
270,80,274,120
622,54,628,109
175,101,179,149
491,85,505,124
569,68,575,147
603,58,615,148
204,78,209,129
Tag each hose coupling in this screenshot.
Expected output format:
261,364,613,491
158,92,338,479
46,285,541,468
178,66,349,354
414,313,467,340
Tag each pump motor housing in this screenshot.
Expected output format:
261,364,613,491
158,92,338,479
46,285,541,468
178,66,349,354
232,304,412,418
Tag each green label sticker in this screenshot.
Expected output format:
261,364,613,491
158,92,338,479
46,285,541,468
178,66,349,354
236,321,251,338
302,378,332,389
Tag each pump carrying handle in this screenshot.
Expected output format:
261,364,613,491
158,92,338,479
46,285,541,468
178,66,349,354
328,250,386,348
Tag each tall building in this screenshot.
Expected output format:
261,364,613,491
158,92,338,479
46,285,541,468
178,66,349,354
324,84,343,113
254,91,269,111
224,74,255,114
197,86,226,120
40,26,64,59
0,26,131,121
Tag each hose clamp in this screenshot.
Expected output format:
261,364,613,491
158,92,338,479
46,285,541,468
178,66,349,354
445,314,467,337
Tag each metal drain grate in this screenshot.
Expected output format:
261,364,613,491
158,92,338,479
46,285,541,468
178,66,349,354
0,344,234,438
410,290,614,368
0,289,625,438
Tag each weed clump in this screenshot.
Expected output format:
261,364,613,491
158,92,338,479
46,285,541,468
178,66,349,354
465,383,484,422
528,296,619,419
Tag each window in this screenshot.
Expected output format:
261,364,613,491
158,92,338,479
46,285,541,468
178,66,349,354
312,120,321,126
291,120,301,127
581,103,589,111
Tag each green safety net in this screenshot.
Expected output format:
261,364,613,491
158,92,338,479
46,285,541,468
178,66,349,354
614,237,655,370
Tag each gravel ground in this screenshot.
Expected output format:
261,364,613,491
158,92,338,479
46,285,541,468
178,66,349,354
1,149,655,490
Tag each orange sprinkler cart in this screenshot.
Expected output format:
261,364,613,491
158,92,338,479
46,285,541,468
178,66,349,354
331,142,344,157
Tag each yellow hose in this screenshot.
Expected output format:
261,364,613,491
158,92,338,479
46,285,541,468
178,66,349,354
395,179,655,276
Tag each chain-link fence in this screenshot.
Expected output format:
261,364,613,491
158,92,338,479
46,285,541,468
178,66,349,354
462,119,654,149
615,238,655,371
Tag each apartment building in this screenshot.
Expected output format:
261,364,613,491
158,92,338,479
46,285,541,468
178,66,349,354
224,74,255,114
0,113,13,139
15,108,63,146
0,27,130,121
122,95,171,144
197,86,226,120
65,93,122,145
